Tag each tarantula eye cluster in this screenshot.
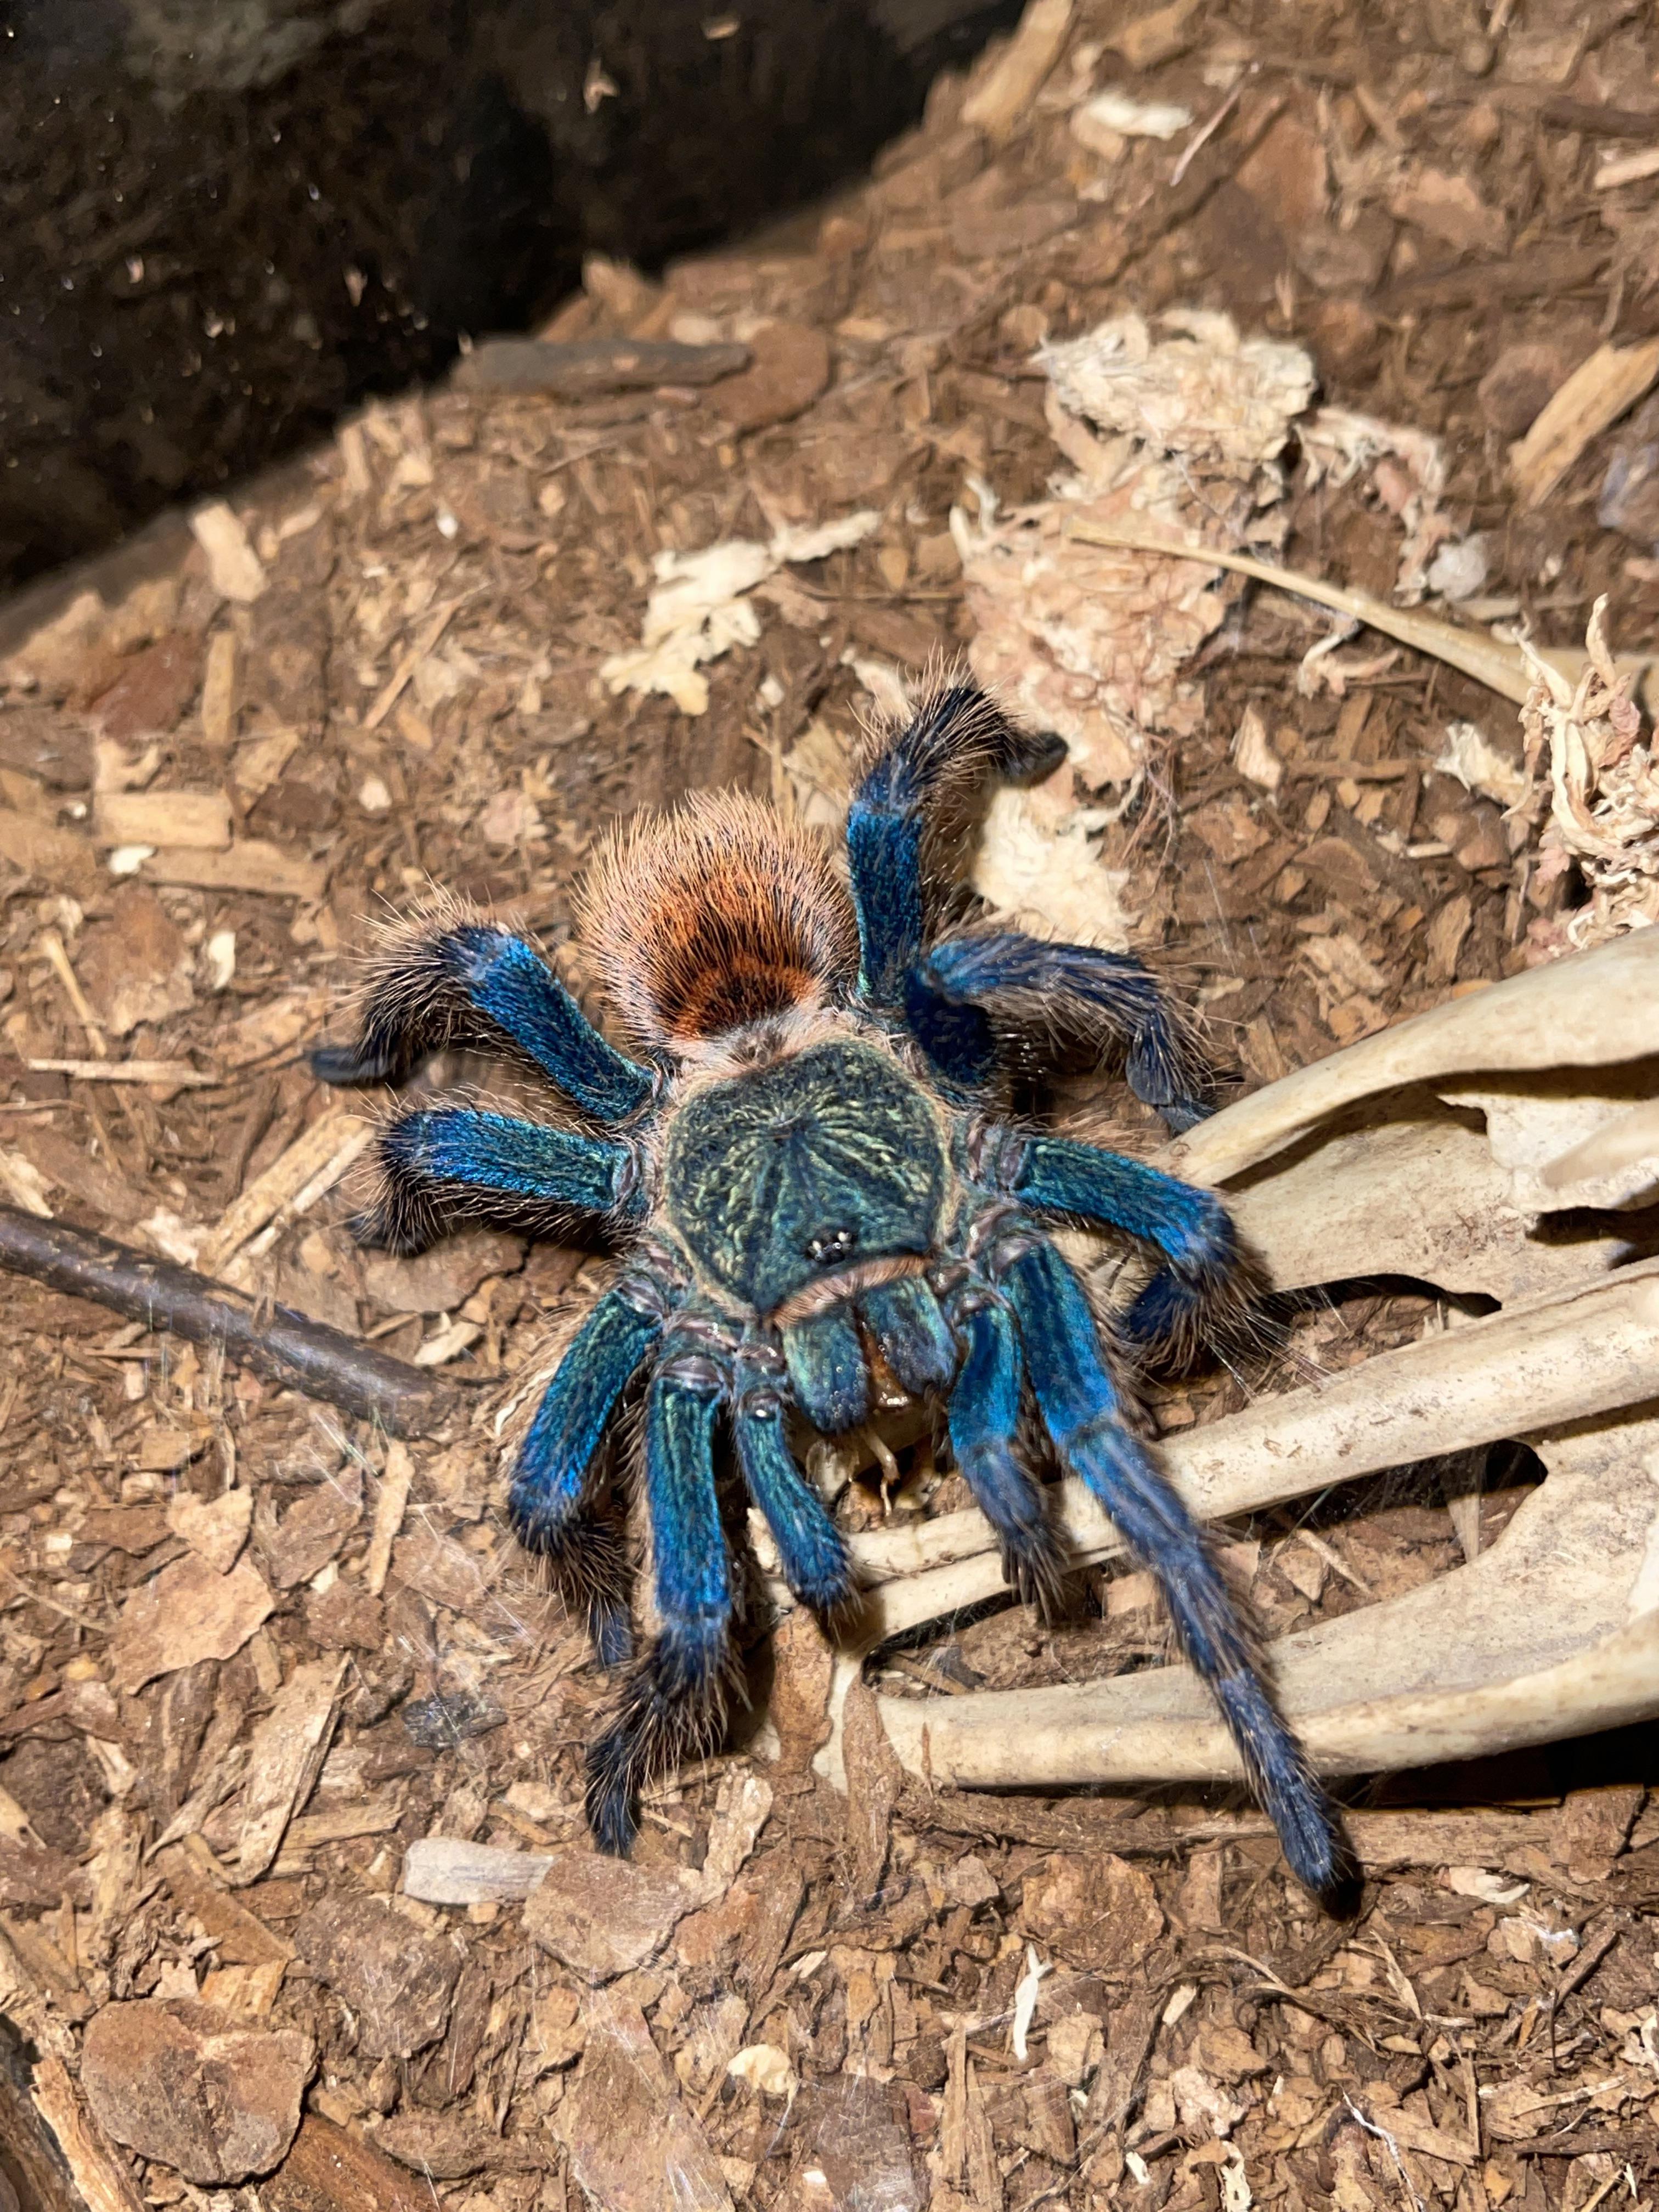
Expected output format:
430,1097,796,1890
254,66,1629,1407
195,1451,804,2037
315,680,1349,1902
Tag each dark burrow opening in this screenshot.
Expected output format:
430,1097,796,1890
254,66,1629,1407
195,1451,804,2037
2,0,1025,594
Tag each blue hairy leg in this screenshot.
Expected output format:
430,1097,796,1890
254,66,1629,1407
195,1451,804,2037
314,923,653,1121
586,1360,732,1855
845,685,1064,1079
945,1298,1063,1610
1007,1132,1246,1367
857,1276,957,1396
998,1236,1347,1899
733,1396,854,1611
509,1290,660,1550
920,933,1214,1131
353,1107,641,1255
509,1290,662,1664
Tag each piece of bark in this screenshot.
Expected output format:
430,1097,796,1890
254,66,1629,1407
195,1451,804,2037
261,2115,432,2212
402,1836,553,1906
110,1553,275,1694
778,2076,921,2212
842,1677,904,1905
166,1488,252,1575
556,1994,732,2212
236,1658,347,1883
1510,337,1659,507
373,2112,544,2178
708,323,831,430
452,337,748,396
292,1895,460,2058
1019,1853,1165,1975
80,2000,311,2186
157,1845,293,1966
0,1839,91,1910
523,1851,703,1984
29,2054,149,2212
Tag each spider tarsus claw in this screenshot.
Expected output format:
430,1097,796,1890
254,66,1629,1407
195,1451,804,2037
1009,725,1069,783
343,1207,430,1257
310,1041,400,1087
584,1745,640,1859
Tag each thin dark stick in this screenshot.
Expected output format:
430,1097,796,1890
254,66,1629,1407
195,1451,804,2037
0,1206,462,1440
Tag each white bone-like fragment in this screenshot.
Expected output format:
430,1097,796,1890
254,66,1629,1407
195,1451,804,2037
817,1258,1659,1645
873,1414,1659,1791
1218,1105,1601,1303
1169,928,1659,1186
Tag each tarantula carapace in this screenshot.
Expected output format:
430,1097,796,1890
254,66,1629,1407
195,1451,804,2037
314,682,1347,1900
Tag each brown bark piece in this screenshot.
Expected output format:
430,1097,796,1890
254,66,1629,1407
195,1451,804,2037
1018,1852,1164,1974
81,2000,311,2185
157,1846,293,1966
109,1554,275,1694
709,323,831,429
1552,1782,1644,1881
29,2053,149,2212
768,1607,836,1773
842,1677,905,1905
261,2115,431,2212
86,633,200,742
254,1469,361,1590
166,1488,253,1575
359,1228,525,1315
523,1849,702,1983
777,2075,921,2212
373,2111,545,2177
555,1994,732,2212
235,1657,346,1883
292,1895,460,2057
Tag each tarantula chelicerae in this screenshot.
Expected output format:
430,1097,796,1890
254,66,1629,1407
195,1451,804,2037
315,681,1347,1900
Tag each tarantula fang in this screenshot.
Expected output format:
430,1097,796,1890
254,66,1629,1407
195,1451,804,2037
314,680,1351,1904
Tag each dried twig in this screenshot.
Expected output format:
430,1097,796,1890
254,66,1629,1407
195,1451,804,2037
1064,515,1659,712
0,1206,461,1439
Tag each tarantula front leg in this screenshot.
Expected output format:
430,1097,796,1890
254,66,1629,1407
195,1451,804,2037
998,1131,1257,1375
313,913,654,1122
349,1106,643,1255
587,1351,735,1855
992,1232,1349,1902
944,1293,1066,1614
510,1285,666,1666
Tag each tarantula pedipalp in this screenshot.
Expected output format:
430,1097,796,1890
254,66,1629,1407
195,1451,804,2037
314,681,1348,1901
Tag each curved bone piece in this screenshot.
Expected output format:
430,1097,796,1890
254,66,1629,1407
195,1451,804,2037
873,1414,1659,1791
1168,927,1659,1186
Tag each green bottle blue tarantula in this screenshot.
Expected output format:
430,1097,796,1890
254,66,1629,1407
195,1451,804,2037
314,681,1348,1901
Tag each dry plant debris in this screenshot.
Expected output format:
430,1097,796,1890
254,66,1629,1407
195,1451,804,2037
3,0,1659,2205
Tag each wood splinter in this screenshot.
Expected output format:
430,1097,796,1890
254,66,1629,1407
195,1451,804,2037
0,1204,462,1440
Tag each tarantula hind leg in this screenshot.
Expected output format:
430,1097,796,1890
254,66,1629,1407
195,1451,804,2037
1000,1235,1355,1904
919,932,1217,1135
508,1288,664,1667
845,678,1065,1006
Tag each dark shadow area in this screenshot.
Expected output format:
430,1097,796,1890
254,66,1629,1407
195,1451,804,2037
1,0,1025,592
